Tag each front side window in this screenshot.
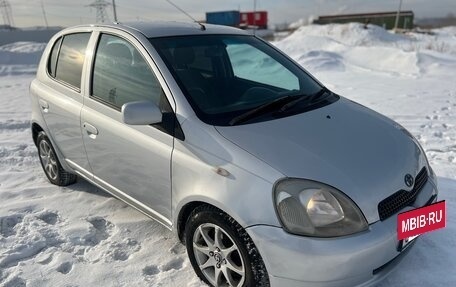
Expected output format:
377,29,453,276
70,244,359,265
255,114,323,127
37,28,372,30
151,35,336,126
55,33,91,89
92,34,163,109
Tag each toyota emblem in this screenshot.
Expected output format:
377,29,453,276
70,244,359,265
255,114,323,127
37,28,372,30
404,174,414,188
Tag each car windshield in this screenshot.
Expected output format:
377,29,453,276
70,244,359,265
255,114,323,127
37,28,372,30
150,35,338,126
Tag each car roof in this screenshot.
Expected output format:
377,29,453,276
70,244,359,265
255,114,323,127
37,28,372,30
80,21,250,38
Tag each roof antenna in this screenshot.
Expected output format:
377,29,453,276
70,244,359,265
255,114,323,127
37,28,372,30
164,0,206,31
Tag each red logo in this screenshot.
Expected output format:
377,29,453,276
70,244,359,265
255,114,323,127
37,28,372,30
397,200,446,240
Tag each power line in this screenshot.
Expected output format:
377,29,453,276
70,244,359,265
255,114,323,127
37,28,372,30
87,0,111,23
0,0,14,28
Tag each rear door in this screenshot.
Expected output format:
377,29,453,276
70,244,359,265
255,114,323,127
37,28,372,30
37,32,92,173
81,31,175,226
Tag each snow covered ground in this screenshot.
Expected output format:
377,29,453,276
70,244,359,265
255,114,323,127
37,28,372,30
1,23,455,286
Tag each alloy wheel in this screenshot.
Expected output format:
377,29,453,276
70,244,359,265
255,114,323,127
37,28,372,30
39,140,58,181
192,223,246,287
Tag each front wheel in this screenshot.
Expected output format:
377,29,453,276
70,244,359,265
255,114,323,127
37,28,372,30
37,131,77,186
185,205,269,287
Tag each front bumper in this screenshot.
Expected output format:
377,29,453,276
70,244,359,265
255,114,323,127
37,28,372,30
246,178,438,287
247,219,407,287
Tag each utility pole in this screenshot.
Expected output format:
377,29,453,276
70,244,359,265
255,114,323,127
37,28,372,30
394,0,403,32
0,0,14,29
253,0,257,28
40,0,49,28
112,0,118,22
87,0,110,23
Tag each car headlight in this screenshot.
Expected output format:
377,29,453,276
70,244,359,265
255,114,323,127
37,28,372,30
274,179,368,237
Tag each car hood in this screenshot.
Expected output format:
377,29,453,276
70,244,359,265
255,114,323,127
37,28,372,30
215,97,426,223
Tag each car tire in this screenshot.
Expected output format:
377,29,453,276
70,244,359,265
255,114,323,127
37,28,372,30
185,205,270,287
37,131,77,186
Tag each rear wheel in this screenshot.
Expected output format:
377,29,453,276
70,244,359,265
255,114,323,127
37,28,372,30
185,205,269,287
37,132,76,186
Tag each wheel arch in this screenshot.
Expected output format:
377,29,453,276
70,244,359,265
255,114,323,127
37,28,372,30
32,122,44,146
177,201,217,243
31,121,74,173
176,200,246,244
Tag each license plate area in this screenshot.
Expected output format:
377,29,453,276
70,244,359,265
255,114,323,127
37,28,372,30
397,200,446,251
397,234,419,251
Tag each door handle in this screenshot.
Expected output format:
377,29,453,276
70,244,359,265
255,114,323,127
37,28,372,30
83,122,99,139
39,99,49,113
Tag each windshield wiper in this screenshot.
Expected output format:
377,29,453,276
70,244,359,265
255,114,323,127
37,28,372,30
278,87,330,113
229,95,301,126
228,87,330,126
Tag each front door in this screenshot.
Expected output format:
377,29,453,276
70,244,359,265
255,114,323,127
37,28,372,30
81,33,174,225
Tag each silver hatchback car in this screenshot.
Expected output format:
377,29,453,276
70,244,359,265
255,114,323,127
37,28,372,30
30,22,438,287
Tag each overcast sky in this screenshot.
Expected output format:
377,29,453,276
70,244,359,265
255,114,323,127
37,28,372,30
7,0,456,28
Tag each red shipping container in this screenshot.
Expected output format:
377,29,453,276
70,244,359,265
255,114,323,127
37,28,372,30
240,11,268,29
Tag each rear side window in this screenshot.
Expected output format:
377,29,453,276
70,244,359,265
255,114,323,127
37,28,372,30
53,33,91,89
91,34,163,109
48,37,62,77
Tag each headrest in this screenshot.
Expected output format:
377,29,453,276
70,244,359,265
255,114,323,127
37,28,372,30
105,43,132,64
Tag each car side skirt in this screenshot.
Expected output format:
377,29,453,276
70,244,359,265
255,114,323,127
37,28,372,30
66,159,173,229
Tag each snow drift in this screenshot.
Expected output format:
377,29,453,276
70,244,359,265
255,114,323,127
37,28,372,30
275,23,456,76
0,41,46,76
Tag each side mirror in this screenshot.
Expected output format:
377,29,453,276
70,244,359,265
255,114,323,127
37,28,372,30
121,101,162,125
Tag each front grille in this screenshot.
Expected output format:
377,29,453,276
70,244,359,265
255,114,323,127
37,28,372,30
378,167,428,221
